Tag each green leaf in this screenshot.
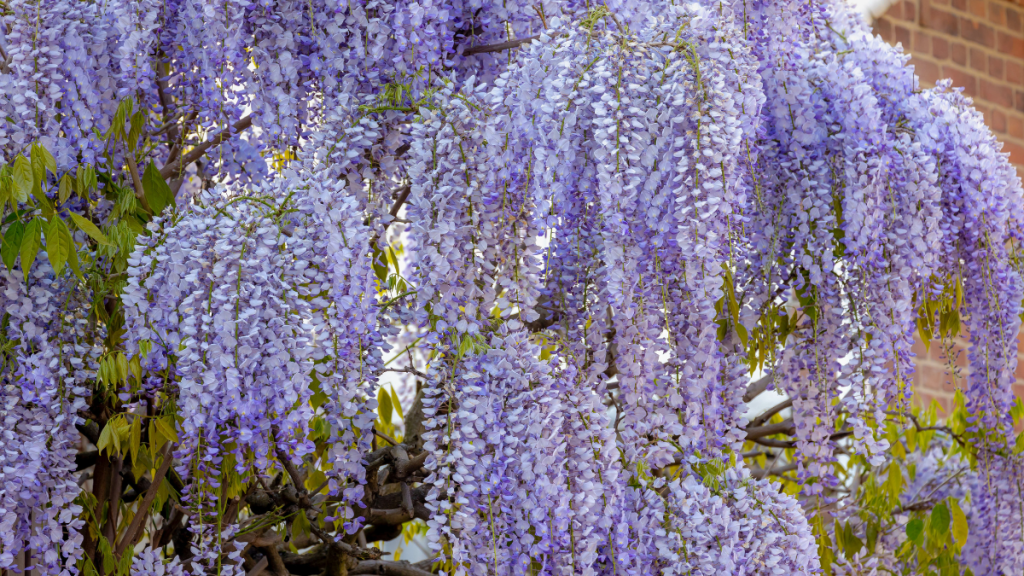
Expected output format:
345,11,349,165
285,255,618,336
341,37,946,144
149,417,163,452
124,214,146,235
129,417,142,467
117,536,134,576
916,313,932,353
68,212,112,246
950,498,969,550
96,533,116,574
44,217,72,275
97,421,121,456
131,444,152,482
115,352,129,383
0,168,12,209
109,99,133,142
58,174,73,204
291,506,312,539
1012,399,1024,425
906,518,925,543
30,183,54,218
885,461,903,505
142,161,174,215
457,334,474,359
390,386,404,420
128,111,146,151
12,155,31,203
31,143,56,176
378,386,393,425
387,246,401,275
930,501,951,536
840,520,863,557
372,245,389,282
305,469,328,493
30,145,45,184
77,165,96,197
19,217,42,281
66,243,84,281
1,220,25,271
308,373,328,409
154,416,179,445
129,355,142,385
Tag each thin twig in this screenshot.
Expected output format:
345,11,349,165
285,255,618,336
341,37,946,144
382,367,427,378
370,185,412,246
245,557,269,576
748,398,793,428
271,426,307,489
349,560,434,576
374,429,399,447
160,115,253,180
462,34,542,55
743,372,774,403
745,418,795,440
115,443,175,558
125,149,153,213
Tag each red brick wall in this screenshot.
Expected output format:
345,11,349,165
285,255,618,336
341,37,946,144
908,335,1024,413
874,0,1024,171
872,0,1024,410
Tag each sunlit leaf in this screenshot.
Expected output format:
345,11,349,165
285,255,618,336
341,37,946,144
142,162,174,215
390,386,404,420
68,212,112,246
12,155,31,203
19,217,42,281
44,217,72,275
1,220,24,271
378,386,393,425
950,498,968,550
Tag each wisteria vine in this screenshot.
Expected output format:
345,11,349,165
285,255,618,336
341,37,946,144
1,0,1023,575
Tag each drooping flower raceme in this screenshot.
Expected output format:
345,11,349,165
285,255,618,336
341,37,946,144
121,164,388,552
0,263,98,575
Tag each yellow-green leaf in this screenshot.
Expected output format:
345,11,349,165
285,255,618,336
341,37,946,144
19,217,42,281
1,220,25,271
130,417,142,467
44,218,72,275
131,444,152,482
149,417,164,452
129,355,142,384
305,469,328,493
97,419,122,456
30,182,54,218
128,111,146,151
68,212,112,246
115,352,129,383
31,143,56,176
886,461,903,504
950,498,969,550
154,416,179,444
929,501,950,536
916,314,932,353
378,387,393,425
66,243,84,281
291,507,312,539
58,174,73,204
76,165,96,196
142,162,174,215
12,155,31,203
390,386,404,420
906,518,925,543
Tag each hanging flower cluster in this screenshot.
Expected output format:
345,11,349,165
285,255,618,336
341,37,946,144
0,262,99,575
